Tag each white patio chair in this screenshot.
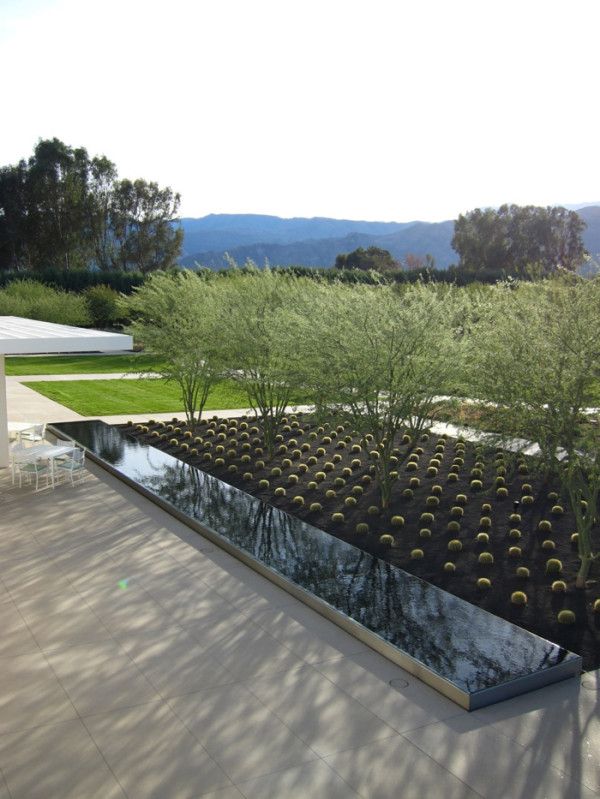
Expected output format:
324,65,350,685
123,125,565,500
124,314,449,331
16,459,51,491
10,442,36,484
19,423,46,445
55,448,86,486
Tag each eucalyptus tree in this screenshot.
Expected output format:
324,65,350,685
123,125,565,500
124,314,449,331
212,267,307,458
296,281,461,508
464,276,600,587
125,271,223,427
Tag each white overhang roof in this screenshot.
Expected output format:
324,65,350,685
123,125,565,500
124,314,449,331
0,316,133,355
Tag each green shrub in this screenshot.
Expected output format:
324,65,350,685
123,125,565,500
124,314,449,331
83,284,122,326
557,610,575,625
0,279,91,325
511,591,527,605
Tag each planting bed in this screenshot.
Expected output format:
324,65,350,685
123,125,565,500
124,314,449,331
122,412,599,669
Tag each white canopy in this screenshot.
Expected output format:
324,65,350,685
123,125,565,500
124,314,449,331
0,316,133,466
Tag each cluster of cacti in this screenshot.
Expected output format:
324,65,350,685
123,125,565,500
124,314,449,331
130,415,590,640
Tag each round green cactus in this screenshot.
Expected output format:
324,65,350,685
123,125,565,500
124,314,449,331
476,532,490,545
477,577,491,590
551,580,567,593
367,505,380,515
478,552,494,565
557,610,575,625
331,512,345,523
448,539,463,552
545,558,563,574
355,522,369,535
516,566,530,578
511,591,527,605
419,528,432,538
410,548,424,559
542,539,556,551
508,546,522,558
309,502,322,512
443,561,456,573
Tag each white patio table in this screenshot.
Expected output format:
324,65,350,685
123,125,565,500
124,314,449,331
19,443,76,488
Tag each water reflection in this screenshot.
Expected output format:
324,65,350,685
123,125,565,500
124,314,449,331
53,420,580,697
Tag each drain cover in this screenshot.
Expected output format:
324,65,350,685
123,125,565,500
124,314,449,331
389,677,409,690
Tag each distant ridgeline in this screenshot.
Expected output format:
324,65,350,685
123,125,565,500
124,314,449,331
177,208,600,272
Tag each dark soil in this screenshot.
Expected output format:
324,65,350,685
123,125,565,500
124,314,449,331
122,412,600,670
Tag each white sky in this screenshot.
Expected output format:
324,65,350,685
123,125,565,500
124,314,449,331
1,0,599,223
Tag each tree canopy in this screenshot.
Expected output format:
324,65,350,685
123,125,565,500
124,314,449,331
335,246,400,273
451,204,587,277
0,138,182,273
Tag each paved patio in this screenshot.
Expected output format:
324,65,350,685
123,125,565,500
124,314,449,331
1,377,599,797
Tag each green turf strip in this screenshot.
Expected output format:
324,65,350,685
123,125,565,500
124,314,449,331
23,378,253,416
5,353,165,375
24,377,311,416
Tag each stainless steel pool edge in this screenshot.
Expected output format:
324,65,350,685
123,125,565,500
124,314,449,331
50,425,582,711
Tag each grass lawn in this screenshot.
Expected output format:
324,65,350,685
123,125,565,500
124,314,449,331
23,377,310,416
5,353,165,375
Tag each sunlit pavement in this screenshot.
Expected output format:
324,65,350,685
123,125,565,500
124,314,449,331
1,381,599,797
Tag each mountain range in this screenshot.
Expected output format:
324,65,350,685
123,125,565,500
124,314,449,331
177,206,600,270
